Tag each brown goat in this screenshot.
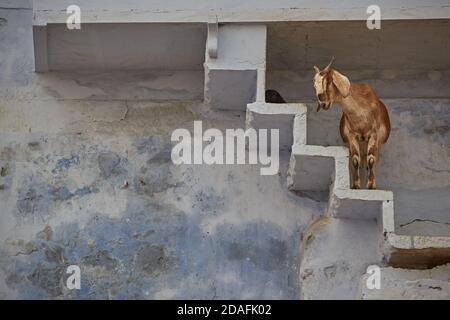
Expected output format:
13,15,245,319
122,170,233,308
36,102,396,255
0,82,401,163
313,58,390,189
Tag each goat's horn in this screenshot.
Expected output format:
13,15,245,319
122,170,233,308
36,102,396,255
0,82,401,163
324,56,335,70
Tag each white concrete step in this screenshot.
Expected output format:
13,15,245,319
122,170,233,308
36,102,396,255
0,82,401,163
205,24,266,110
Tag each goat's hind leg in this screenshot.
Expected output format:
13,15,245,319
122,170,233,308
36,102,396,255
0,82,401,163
367,134,379,189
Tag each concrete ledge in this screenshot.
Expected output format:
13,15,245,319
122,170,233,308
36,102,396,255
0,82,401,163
386,233,450,250
247,102,305,115
33,1,450,24
292,145,348,158
330,189,393,220
246,102,305,149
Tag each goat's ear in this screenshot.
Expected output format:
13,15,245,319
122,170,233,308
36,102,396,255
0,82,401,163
332,70,350,98
314,66,320,74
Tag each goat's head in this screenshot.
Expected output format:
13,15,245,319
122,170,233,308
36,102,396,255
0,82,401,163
313,57,351,111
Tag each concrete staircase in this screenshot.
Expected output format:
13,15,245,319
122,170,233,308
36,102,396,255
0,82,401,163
246,101,450,270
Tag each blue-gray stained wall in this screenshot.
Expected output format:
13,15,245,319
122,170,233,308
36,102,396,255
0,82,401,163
0,4,323,299
0,2,449,299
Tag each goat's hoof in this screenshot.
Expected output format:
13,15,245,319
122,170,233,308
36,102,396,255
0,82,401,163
367,182,376,190
352,182,361,189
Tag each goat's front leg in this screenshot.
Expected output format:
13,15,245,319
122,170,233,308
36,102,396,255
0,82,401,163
348,136,361,189
367,134,379,189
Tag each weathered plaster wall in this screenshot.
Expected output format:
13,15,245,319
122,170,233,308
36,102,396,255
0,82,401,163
1,2,449,300
0,5,323,299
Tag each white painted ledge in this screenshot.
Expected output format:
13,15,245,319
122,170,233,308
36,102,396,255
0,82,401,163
33,0,450,24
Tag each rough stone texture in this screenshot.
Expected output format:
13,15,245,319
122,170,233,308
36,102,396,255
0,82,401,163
359,264,450,300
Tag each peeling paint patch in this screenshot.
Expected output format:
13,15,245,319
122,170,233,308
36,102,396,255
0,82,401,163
16,177,52,223
27,265,66,296
224,237,288,272
51,185,98,201
97,152,122,179
135,244,169,277
53,155,80,173
82,250,118,271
